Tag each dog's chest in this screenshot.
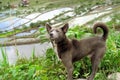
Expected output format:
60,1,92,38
55,41,71,59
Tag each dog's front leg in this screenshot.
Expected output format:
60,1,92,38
62,59,74,80
67,64,74,80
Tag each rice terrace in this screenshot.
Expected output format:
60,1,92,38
0,0,120,80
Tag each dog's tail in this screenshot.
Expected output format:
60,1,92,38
93,22,109,41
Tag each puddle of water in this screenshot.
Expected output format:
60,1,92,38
69,11,111,27
15,30,37,37
0,7,73,32
31,8,73,23
0,18,30,31
0,18,20,29
0,9,17,19
0,13,5,18
25,13,41,19
0,42,52,65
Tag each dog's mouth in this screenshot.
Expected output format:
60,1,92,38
50,36,59,41
49,35,55,40
50,37,54,40
49,34,53,39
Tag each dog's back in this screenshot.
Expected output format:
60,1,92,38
72,36,105,61
72,22,109,62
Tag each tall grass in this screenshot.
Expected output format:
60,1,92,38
0,47,9,67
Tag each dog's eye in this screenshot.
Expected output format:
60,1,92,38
50,30,53,32
56,30,59,32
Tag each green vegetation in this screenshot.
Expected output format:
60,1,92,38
0,0,120,12
0,19,120,79
0,0,103,10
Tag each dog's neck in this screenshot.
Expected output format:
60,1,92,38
55,37,71,58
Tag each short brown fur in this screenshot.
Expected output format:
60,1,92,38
46,22,109,80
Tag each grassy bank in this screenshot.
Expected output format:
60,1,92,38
1,0,120,12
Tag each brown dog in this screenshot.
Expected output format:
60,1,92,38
46,22,109,80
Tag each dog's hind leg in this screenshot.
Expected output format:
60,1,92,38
88,49,105,80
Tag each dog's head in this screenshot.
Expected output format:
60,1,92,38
46,23,69,42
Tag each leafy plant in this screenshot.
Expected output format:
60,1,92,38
0,47,9,67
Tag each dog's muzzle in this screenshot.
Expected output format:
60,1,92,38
50,33,53,37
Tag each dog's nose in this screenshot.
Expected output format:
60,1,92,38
50,33,53,37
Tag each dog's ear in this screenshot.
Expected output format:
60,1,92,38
61,23,69,33
46,24,51,32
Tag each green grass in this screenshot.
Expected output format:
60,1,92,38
0,47,9,67
0,0,109,12
0,0,102,8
